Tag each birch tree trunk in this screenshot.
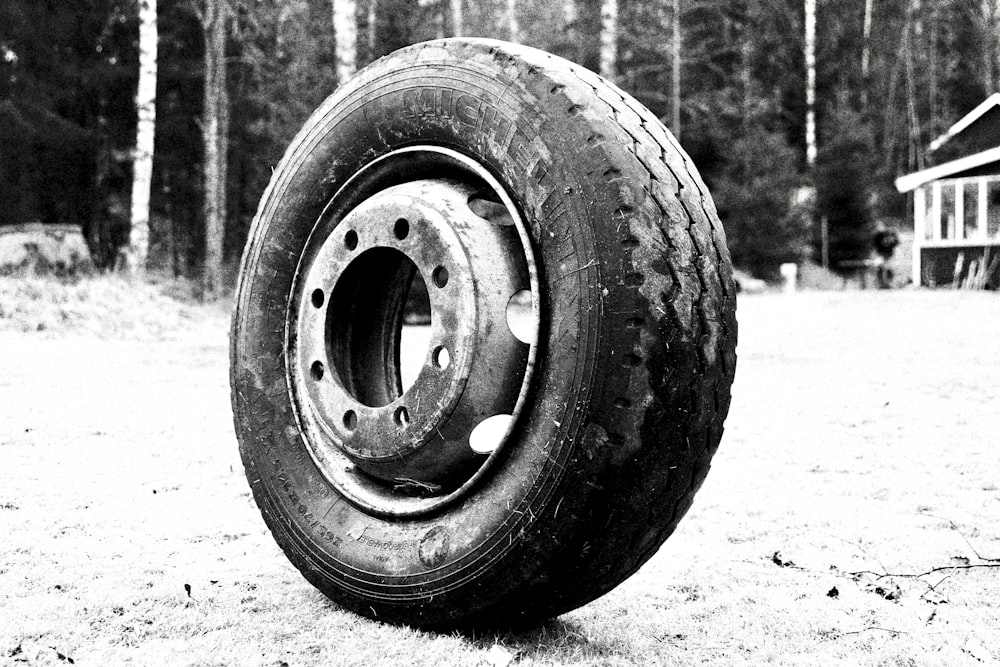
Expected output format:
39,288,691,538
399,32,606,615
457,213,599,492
563,0,578,64
741,33,751,138
507,0,519,43
995,0,1000,92
929,9,938,130
904,1,923,172
861,0,873,107
804,0,817,167
202,0,228,298
983,0,1000,94
128,0,157,274
599,0,617,81
435,0,445,40
366,0,377,62
451,0,462,37
672,0,681,141
563,0,575,26
334,0,357,84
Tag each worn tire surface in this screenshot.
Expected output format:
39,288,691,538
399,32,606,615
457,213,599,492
231,38,737,628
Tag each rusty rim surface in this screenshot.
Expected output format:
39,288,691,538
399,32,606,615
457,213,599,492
286,147,540,518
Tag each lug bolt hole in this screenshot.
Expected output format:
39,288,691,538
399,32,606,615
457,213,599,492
394,406,410,428
343,410,358,431
345,229,358,250
432,346,451,370
470,414,513,455
311,288,325,308
310,361,324,381
432,266,449,288
393,218,409,240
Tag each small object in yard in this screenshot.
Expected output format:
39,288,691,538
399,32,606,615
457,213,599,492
869,581,902,601
771,551,796,568
922,588,949,606
484,645,517,667
733,268,767,294
871,223,900,289
780,263,797,294
962,636,993,663
827,586,839,598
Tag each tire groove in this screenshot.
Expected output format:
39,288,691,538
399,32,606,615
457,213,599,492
549,67,732,587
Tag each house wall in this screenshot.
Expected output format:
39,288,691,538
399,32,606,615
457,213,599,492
917,176,1000,243
920,245,1000,289
912,173,1000,286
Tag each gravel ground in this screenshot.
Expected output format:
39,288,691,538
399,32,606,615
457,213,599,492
0,281,998,665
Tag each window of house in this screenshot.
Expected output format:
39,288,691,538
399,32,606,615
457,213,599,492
921,186,934,241
940,183,955,240
963,181,979,239
988,179,1000,240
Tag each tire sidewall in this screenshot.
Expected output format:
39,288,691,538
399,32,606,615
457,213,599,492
232,43,627,624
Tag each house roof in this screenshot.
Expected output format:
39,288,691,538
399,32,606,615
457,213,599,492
895,146,1000,192
928,93,1000,152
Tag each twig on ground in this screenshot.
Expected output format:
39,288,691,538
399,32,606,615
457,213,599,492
829,534,891,574
754,549,1000,605
839,626,908,637
927,514,1000,563
845,563,1000,580
766,516,1000,588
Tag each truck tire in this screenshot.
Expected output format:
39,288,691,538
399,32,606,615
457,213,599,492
230,38,737,629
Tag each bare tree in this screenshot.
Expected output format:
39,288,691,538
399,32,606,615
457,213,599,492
599,0,617,80
804,0,816,167
507,0,519,43
202,0,228,297
995,0,1000,90
903,0,923,171
416,0,444,40
434,0,445,39
982,0,1000,94
366,0,376,61
929,3,938,130
672,0,681,141
451,0,462,37
334,0,357,84
562,0,579,64
861,0,873,107
128,0,157,274
563,0,575,26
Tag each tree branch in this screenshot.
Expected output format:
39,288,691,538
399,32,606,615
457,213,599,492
839,626,909,637
846,563,1000,580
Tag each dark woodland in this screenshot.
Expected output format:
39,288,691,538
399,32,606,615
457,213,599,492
1,0,998,287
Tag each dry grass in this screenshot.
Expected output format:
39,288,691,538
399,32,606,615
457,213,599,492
1,278,998,666
0,274,228,340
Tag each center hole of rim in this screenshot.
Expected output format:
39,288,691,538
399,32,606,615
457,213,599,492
326,247,431,407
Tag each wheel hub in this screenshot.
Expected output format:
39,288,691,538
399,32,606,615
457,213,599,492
293,179,530,488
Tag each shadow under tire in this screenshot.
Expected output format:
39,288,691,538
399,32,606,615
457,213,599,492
230,38,737,629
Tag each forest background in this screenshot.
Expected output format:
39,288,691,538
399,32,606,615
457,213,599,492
2,0,999,296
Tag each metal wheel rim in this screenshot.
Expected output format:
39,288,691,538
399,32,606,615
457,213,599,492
286,146,541,519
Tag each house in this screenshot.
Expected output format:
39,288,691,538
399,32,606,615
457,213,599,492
895,93,1000,288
